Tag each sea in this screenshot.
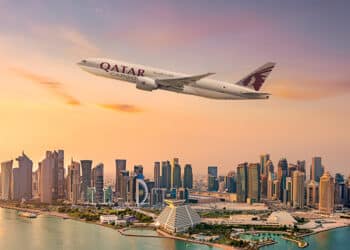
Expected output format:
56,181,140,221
0,207,349,250
0,207,217,250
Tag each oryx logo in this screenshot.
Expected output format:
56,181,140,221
242,65,274,91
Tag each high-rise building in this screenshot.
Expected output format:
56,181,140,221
207,166,218,192
265,160,274,174
103,186,113,204
272,179,280,200
260,154,270,176
296,160,306,173
285,177,293,206
260,174,268,199
32,169,40,199
11,152,33,201
277,158,288,201
311,157,324,182
236,163,248,202
161,161,171,190
306,180,319,208
81,160,92,202
134,165,143,176
119,170,129,202
67,160,81,204
334,173,346,205
150,188,166,207
1,160,13,200
292,171,305,208
183,164,193,189
172,159,182,189
154,162,161,188
319,172,334,214
93,163,104,203
225,171,236,193
288,164,297,178
208,166,218,178
267,171,275,200
40,151,55,204
115,159,126,199
247,163,261,203
56,150,65,200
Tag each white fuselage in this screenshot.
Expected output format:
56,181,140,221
78,58,269,100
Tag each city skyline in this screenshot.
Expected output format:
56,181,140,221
0,1,350,176
1,149,348,181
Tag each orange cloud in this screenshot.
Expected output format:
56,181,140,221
9,67,81,106
30,25,100,56
268,79,350,100
98,103,143,113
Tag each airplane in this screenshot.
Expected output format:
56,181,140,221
77,58,275,100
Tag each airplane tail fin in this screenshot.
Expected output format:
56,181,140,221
235,62,276,91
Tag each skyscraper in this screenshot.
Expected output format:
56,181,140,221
285,177,293,205
208,166,218,178
172,158,181,188
292,171,305,208
134,165,143,175
225,171,236,193
67,160,81,204
207,166,218,192
236,163,248,202
12,152,33,201
334,173,346,205
120,170,129,202
267,171,275,200
311,157,324,182
93,163,104,203
265,160,274,174
161,161,171,190
154,162,161,188
319,172,334,214
115,159,126,199
56,150,65,200
81,160,92,202
277,158,288,201
183,164,193,189
1,160,13,200
40,151,55,204
306,180,319,208
260,154,270,176
247,163,261,203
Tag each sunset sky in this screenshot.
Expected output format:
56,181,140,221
0,0,349,177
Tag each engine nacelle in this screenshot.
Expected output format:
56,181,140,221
136,77,158,91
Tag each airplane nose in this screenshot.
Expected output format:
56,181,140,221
77,59,87,66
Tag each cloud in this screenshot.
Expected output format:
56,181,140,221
31,25,100,56
58,27,100,55
268,79,350,100
9,67,81,106
98,103,143,113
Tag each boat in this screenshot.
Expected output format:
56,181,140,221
18,211,38,218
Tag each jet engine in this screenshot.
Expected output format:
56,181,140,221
136,77,158,91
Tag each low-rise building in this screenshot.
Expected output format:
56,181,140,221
266,211,296,227
156,200,201,233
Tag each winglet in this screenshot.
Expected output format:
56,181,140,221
236,62,276,91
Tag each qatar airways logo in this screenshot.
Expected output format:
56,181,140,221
100,62,145,76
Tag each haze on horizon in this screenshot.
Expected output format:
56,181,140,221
0,0,349,177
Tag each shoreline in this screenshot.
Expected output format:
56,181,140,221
0,205,233,249
1,204,349,249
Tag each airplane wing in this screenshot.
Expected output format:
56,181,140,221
156,73,215,89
